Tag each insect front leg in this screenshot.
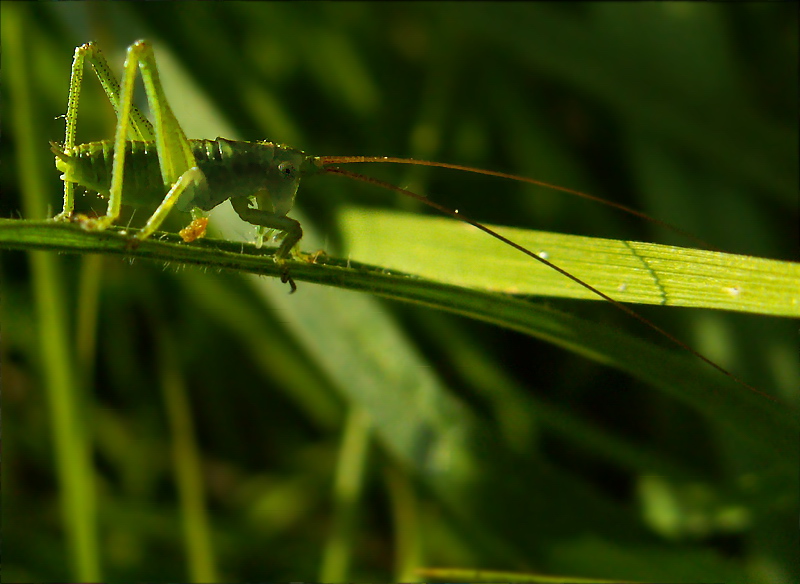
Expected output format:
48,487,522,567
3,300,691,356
231,196,302,292
230,196,303,261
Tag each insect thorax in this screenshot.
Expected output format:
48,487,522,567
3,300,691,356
187,138,322,215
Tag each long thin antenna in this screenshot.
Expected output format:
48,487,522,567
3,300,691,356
322,165,777,403
320,156,718,251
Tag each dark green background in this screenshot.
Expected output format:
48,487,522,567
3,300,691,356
1,2,797,582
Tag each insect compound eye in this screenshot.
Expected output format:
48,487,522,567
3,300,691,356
277,161,297,180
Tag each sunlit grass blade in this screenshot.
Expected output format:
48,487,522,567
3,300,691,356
339,208,800,317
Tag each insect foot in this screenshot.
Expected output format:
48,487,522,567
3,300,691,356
71,213,113,232
304,249,328,264
280,269,298,294
53,211,74,222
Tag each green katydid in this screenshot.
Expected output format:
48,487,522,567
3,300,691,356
50,40,773,399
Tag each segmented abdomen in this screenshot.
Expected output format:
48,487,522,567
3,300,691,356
55,140,171,209
54,138,311,212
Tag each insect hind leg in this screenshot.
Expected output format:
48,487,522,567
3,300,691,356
53,42,154,222
54,40,199,242
53,43,88,221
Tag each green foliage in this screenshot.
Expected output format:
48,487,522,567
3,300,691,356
1,3,797,582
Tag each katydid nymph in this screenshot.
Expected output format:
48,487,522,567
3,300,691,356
51,40,772,400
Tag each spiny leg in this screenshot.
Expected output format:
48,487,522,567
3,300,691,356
54,42,155,221
124,40,205,240
67,40,202,239
78,43,155,142
108,41,199,237
53,45,83,219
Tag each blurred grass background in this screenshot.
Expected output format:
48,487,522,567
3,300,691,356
1,2,797,582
